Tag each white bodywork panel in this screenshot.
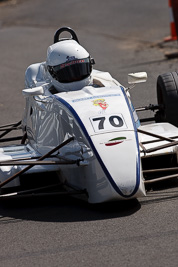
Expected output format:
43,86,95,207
138,123,178,156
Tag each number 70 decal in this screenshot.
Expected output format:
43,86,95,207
90,114,127,133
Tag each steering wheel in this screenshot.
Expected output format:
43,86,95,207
54,27,80,44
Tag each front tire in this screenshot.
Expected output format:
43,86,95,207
156,71,178,127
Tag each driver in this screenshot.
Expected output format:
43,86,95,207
25,38,95,92
46,39,95,92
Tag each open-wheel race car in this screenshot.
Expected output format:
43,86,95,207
0,27,178,203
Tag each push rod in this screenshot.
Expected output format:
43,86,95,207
137,128,174,142
0,160,77,166
0,121,21,139
144,173,178,184
143,166,178,174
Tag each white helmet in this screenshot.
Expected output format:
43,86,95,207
46,37,95,92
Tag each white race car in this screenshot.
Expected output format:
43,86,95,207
0,27,178,203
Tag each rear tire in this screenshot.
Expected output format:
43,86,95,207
156,71,178,127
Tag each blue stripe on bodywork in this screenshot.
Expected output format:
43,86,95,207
120,86,140,196
55,88,140,198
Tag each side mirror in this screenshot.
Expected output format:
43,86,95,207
128,72,147,84
22,86,44,97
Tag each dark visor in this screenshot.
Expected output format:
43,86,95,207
47,57,94,83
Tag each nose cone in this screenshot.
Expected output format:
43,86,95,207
91,130,145,198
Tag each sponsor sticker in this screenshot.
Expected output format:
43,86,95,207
71,93,121,103
92,98,109,110
105,137,126,146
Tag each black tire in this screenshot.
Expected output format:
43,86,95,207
156,71,178,127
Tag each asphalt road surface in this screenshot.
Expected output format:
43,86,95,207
0,0,178,266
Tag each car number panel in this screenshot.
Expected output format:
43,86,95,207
90,114,127,133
